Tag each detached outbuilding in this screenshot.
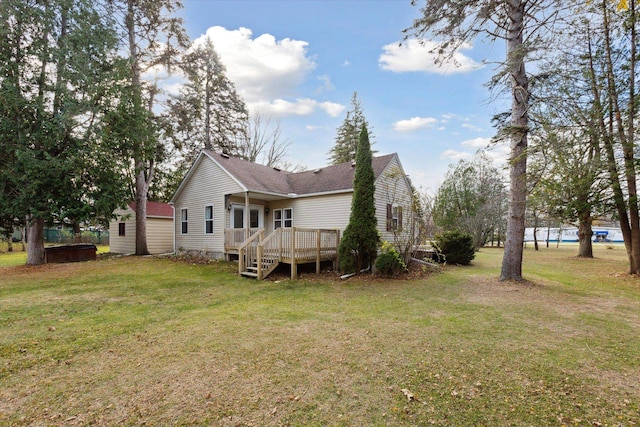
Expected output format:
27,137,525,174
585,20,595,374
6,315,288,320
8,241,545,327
109,201,174,255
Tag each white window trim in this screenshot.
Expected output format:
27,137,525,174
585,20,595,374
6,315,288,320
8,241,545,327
180,208,188,234
230,204,264,229
392,205,399,230
273,207,293,229
204,205,214,234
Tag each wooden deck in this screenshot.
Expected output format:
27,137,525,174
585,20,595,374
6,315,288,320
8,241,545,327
226,227,340,280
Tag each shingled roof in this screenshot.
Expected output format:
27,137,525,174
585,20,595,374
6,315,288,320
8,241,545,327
204,149,397,196
127,201,173,218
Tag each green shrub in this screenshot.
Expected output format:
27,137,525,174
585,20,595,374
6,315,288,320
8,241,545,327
375,241,406,275
433,230,475,265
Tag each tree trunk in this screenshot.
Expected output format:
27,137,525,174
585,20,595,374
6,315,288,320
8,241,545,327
73,223,82,243
26,217,45,265
577,214,593,258
127,0,151,256
597,0,638,273
500,0,528,282
135,165,150,255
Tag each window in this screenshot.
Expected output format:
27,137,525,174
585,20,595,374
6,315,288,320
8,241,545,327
250,209,259,228
232,205,262,229
274,208,293,229
181,208,188,234
205,205,214,234
386,204,402,231
118,223,126,236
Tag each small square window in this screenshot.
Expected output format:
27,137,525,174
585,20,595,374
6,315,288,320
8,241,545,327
118,223,125,236
274,208,293,229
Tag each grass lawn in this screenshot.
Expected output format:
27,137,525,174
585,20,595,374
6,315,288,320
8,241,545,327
0,244,109,268
0,245,638,426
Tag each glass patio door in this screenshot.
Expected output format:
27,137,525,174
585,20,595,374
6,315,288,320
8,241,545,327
231,205,262,229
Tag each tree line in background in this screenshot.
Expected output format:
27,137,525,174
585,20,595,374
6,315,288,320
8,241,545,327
410,0,640,278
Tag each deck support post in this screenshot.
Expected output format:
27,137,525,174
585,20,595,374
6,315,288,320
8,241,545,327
316,229,321,275
335,229,341,271
257,244,263,280
291,227,297,280
244,192,250,241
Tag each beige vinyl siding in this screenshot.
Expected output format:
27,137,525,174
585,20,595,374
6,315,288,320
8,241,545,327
267,193,352,233
146,217,174,254
109,207,136,254
374,155,414,243
109,207,174,254
173,156,243,255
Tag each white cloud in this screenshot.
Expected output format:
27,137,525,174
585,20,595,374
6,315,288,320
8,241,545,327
462,123,483,132
379,39,482,75
394,116,439,132
442,150,473,161
196,26,315,102
483,141,510,167
461,137,491,149
442,137,510,169
192,26,345,118
251,98,344,118
319,101,345,117
317,74,335,92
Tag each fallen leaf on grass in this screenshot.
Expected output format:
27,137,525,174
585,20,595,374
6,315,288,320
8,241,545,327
401,388,415,402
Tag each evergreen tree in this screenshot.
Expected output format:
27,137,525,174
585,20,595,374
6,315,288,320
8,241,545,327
408,0,563,281
0,0,129,264
116,0,188,255
169,37,249,162
338,125,380,273
328,92,374,165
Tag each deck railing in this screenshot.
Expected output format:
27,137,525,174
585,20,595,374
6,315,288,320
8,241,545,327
259,227,340,279
230,227,341,279
224,227,261,251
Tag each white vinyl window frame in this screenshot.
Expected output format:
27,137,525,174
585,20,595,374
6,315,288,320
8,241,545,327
273,208,293,229
180,208,188,234
204,205,214,234
231,204,264,229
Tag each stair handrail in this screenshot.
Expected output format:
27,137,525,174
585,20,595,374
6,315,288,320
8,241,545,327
258,227,282,257
238,228,265,274
256,228,283,279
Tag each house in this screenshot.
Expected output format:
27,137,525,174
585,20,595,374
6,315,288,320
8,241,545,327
170,149,414,278
109,201,174,255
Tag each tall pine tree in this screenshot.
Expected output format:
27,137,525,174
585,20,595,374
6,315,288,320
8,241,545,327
117,0,188,255
0,0,129,264
169,37,249,163
328,92,374,165
338,125,379,273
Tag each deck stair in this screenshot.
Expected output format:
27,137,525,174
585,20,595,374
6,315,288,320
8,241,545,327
236,227,340,280
238,229,281,279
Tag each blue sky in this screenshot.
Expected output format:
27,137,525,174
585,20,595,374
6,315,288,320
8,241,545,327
176,0,510,192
